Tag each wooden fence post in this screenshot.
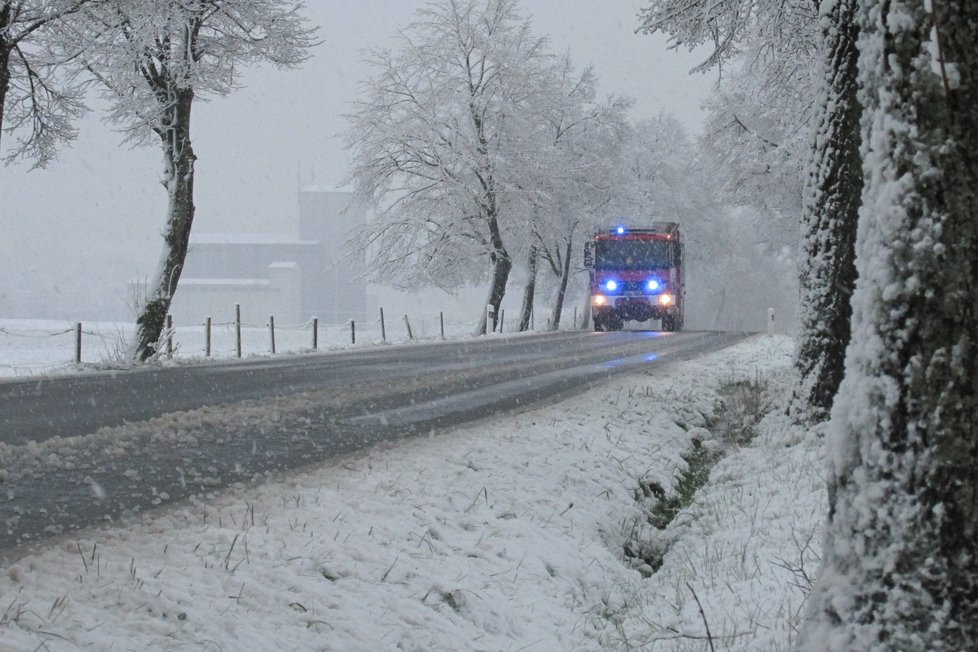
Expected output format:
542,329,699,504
235,304,242,358
74,322,82,364
404,314,414,339
205,317,212,357
312,317,318,350
440,311,445,339
166,314,173,358
380,307,386,343
269,315,276,354
351,320,356,344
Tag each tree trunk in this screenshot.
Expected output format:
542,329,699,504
792,0,862,424
550,239,572,331
710,287,727,330
475,212,511,335
0,44,10,154
0,0,9,147
130,89,197,361
518,245,538,331
799,0,978,647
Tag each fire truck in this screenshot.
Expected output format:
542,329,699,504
583,223,685,332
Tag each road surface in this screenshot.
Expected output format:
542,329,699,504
0,330,750,553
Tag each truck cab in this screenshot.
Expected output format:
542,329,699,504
584,223,685,332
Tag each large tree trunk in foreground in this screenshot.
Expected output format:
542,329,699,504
130,89,196,361
799,0,978,647
792,0,861,424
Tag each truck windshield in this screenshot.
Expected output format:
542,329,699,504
594,240,673,269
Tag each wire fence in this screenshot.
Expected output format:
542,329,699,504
0,304,585,378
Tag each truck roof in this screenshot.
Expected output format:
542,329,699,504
593,222,681,241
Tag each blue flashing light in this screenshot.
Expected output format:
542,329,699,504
605,279,619,292
646,279,660,292
616,226,626,235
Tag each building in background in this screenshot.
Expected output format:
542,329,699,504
169,188,366,326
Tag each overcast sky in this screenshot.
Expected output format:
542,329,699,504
0,1,716,320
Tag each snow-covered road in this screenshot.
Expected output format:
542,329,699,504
0,330,747,549
1,330,746,445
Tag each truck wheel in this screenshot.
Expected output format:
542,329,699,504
661,315,677,332
593,316,606,332
608,315,624,331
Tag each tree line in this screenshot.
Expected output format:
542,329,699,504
3,0,784,353
643,0,978,646
345,0,797,337
346,0,660,335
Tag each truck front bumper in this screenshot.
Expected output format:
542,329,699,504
592,294,677,322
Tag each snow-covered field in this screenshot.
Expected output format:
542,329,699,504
0,333,824,651
0,316,485,378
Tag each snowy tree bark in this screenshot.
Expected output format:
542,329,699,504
792,0,861,423
131,88,196,361
0,42,8,150
477,212,512,335
799,0,978,647
518,245,538,332
472,87,511,336
548,239,572,331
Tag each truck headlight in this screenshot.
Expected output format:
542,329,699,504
593,295,608,306
658,294,674,306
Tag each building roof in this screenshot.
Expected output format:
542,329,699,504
178,278,271,287
190,233,320,246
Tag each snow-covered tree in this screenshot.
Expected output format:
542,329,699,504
346,0,553,335
799,0,978,647
657,0,817,236
697,62,810,228
75,0,315,361
792,0,861,423
641,0,863,403
0,0,91,167
524,58,631,331
617,115,789,331
616,115,720,229
690,36,813,334
638,0,816,78
638,0,818,261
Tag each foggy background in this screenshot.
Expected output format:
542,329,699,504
0,1,714,323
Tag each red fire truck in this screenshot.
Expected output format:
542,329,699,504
584,223,685,332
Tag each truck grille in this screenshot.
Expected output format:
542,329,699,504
617,280,656,294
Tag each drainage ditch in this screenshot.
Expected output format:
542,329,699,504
624,375,769,576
